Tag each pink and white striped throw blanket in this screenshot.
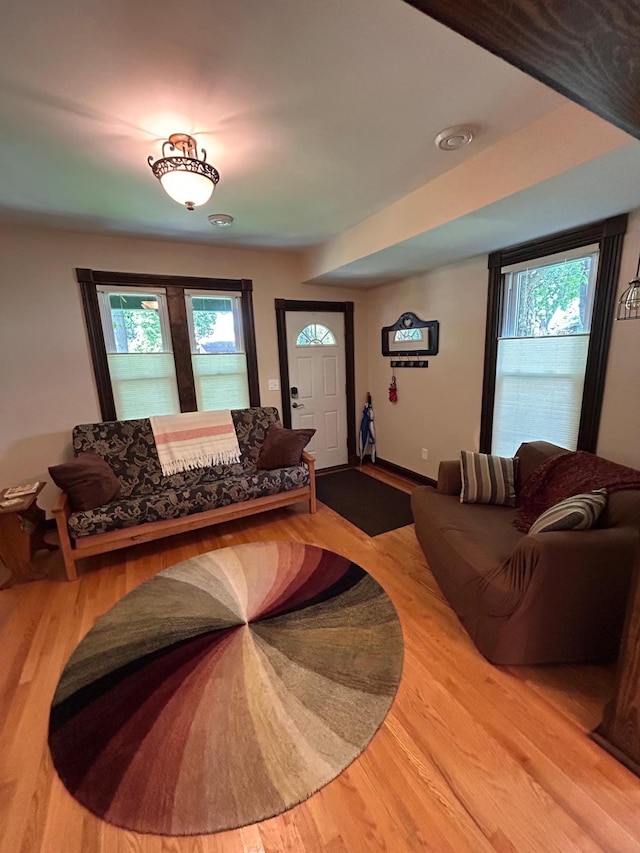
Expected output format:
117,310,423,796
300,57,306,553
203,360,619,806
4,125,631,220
150,410,241,476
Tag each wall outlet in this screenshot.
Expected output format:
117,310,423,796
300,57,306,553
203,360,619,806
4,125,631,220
421,448,429,460
268,379,280,391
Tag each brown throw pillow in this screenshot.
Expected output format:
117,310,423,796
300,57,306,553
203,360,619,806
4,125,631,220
49,453,121,511
257,425,316,470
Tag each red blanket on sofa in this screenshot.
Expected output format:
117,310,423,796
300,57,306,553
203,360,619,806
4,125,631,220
514,451,640,532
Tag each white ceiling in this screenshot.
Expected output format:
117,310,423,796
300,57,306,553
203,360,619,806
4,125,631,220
0,0,565,250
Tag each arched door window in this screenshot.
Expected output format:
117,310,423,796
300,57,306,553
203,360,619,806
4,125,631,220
296,323,337,346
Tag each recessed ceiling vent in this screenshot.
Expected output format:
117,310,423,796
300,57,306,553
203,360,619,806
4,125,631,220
207,213,234,227
434,126,474,151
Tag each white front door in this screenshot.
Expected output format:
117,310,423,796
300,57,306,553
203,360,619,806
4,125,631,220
285,311,348,470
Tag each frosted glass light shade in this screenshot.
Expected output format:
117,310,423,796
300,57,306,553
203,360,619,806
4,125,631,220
160,170,214,208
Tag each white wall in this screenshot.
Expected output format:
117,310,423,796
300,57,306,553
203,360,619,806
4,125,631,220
365,210,640,479
366,257,488,480
598,209,640,468
2,208,639,516
0,224,368,510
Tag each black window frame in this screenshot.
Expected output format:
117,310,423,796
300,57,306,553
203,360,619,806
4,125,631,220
77,268,260,421
480,214,628,454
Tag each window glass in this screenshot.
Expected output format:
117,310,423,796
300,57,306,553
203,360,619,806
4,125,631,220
188,296,244,354
296,324,337,346
393,328,423,342
502,254,597,338
106,292,170,353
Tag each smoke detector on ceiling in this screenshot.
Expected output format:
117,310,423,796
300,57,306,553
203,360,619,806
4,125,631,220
207,213,234,227
434,126,474,151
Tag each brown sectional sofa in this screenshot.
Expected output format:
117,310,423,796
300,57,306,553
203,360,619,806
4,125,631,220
411,441,640,665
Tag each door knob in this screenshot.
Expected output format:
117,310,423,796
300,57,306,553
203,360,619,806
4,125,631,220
292,402,305,408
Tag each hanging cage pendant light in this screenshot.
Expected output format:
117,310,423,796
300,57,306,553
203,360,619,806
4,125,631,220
617,256,640,320
148,133,220,211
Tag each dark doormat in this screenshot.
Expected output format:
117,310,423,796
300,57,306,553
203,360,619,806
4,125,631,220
316,468,414,536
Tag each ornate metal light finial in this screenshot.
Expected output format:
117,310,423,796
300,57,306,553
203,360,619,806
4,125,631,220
148,133,220,211
617,256,640,320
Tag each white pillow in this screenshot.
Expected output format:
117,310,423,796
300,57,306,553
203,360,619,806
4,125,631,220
528,488,607,534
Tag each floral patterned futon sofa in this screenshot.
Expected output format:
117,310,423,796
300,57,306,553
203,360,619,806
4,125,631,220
52,407,316,581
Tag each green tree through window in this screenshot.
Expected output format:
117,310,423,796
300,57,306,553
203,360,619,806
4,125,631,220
514,258,592,337
109,294,163,353
193,308,217,342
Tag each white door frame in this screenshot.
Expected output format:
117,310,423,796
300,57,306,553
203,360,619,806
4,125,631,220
275,299,356,465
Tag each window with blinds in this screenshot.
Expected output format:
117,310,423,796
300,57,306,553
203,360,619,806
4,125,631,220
80,269,260,422
491,247,599,457
95,284,254,421
97,289,180,419
185,292,249,411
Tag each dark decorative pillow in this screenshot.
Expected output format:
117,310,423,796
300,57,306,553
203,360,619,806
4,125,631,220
460,450,517,507
49,453,121,511
528,488,607,534
257,425,316,470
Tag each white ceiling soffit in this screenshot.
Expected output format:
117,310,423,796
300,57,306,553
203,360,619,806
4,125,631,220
305,146,640,289
306,104,640,287
0,0,565,248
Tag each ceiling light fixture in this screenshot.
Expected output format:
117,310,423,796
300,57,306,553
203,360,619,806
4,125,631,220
617,257,640,320
434,126,474,151
148,133,220,211
208,213,234,227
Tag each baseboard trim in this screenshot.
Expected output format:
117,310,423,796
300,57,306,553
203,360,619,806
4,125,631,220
369,457,436,488
317,464,352,476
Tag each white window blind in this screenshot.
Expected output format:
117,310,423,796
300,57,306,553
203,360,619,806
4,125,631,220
107,353,180,419
492,335,590,456
192,353,249,411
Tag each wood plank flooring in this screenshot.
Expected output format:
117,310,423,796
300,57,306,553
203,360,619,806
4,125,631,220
1,465,639,852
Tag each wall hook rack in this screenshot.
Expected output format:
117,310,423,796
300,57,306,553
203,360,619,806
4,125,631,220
390,359,429,368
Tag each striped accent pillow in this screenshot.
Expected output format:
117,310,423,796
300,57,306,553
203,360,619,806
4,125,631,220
528,488,607,534
460,451,517,506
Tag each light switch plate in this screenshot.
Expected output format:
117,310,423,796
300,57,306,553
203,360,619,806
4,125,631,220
268,379,280,391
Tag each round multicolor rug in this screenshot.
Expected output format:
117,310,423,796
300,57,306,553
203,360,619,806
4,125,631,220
48,541,403,835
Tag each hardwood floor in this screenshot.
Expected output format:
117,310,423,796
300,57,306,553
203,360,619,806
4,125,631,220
2,465,639,852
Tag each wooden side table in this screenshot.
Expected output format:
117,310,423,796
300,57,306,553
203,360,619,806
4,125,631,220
0,483,52,585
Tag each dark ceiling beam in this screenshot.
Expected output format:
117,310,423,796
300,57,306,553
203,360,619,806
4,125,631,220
404,0,640,141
